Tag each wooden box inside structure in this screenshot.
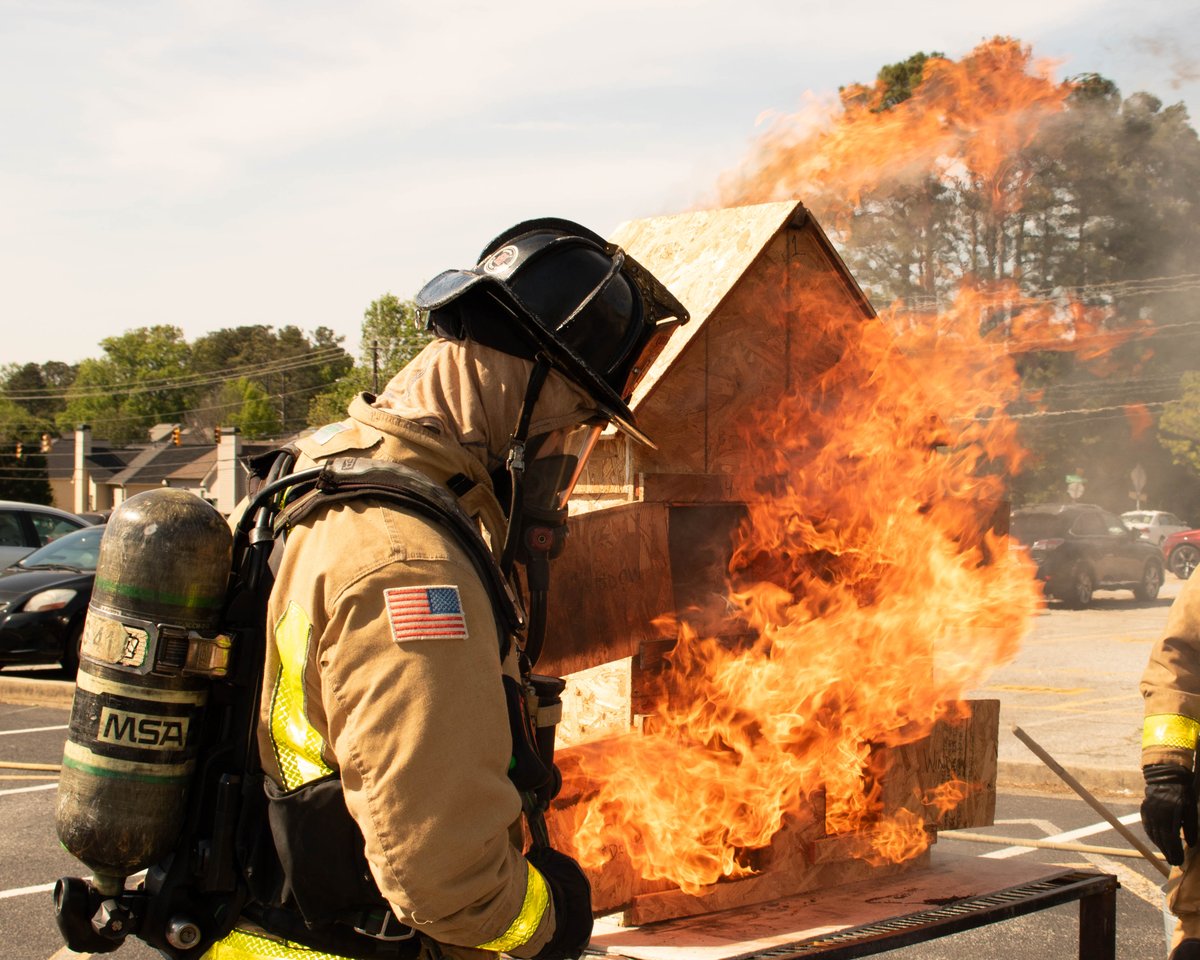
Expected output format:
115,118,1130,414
538,200,1001,925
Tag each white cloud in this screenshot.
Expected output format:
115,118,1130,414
0,0,1196,365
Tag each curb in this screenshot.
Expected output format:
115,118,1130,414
997,759,1143,799
0,674,75,709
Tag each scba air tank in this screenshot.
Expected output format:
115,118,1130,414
56,488,233,894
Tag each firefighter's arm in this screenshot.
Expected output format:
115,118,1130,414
318,539,571,956
1141,574,1200,865
1141,574,1200,766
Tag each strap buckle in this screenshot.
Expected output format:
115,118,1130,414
353,910,416,942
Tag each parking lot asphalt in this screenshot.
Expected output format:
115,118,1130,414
969,576,1185,799
1,575,1186,803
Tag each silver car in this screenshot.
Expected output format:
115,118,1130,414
0,501,93,567
1121,510,1192,547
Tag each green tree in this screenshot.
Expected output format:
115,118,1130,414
0,396,53,502
57,326,197,445
308,295,431,427
218,378,284,439
825,44,1200,519
1,361,77,420
1161,373,1200,475
192,325,353,436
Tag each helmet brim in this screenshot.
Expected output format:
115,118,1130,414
416,268,656,448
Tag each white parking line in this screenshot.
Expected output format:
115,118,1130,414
0,724,67,737
0,783,57,797
983,811,1143,859
0,880,54,900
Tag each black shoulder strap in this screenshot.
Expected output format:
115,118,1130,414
277,457,524,638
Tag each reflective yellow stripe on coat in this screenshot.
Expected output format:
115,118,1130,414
204,928,353,960
475,861,550,952
1144,713,1200,752
269,601,334,790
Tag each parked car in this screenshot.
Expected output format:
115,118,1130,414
75,509,112,525
1010,503,1165,608
0,500,93,568
1121,510,1191,547
1163,528,1200,580
0,524,103,674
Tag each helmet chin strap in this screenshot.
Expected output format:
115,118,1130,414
500,357,552,579
498,357,558,667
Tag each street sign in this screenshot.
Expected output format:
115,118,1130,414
1131,464,1146,493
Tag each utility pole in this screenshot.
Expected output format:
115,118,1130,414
372,339,379,394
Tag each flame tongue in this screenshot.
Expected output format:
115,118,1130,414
560,283,1040,893
720,39,1070,214
552,38,1108,894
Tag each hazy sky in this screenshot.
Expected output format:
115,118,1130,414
3,0,1197,367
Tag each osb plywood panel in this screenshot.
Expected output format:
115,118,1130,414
611,201,800,413
572,434,633,513
631,333,709,476
556,657,636,749
869,700,1001,835
628,217,881,488
539,502,674,678
704,231,792,478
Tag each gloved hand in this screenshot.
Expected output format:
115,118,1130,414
1142,762,1198,866
526,846,593,960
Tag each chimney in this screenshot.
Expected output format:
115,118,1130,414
73,425,92,514
214,427,244,516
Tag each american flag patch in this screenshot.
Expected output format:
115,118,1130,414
384,585,469,642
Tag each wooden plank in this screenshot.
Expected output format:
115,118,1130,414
587,855,1083,960
871,700,1000,831
540,502,675,677
572,434,633,513
639,473,733,504
557,657,637,749
622,834,931,927
925,699,1000,830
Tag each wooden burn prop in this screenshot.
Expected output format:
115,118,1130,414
538,201,1003,924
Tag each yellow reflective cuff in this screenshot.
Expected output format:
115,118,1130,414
204,927,353,959
475,861,551,952
1143,714,1200,751
269,601,334,791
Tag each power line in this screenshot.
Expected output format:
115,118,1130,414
60,378,347,431
890,272,1200,310
2,347,350,401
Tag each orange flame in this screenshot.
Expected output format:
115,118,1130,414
552,37,1137,896
557,282,1040,893
718,38,1069,217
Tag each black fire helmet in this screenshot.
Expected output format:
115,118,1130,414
414,218,689,447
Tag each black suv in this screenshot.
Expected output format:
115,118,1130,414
1010,503,1165,608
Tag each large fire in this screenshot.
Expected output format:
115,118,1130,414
553,39,1120,895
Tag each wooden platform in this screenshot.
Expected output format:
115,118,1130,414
586,852,1117,960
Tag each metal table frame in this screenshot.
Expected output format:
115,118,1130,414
721,870,1118,960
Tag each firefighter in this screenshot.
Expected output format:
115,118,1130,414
204,219,688,960
1142,571,1200,959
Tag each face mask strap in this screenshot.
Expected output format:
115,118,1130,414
500,357,552,579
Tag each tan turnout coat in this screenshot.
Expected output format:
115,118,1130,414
256,395,554,957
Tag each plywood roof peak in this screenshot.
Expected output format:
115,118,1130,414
611,200,807,411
